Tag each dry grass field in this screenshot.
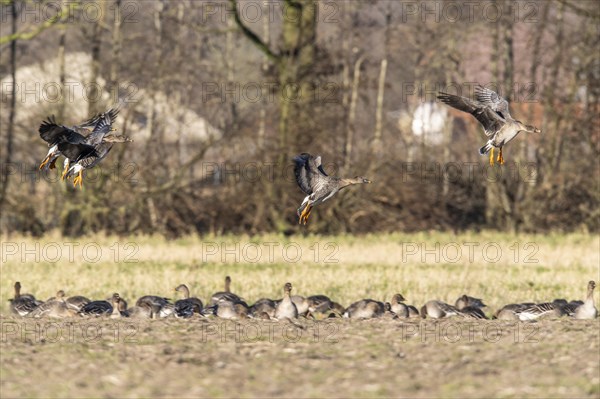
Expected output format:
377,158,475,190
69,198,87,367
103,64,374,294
1,232,599,398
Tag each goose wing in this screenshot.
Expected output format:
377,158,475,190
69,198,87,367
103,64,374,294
293,153,329,195
437,301,460,316
57,142,98,162
474,85,511,119
77,143,114,170
84,113,114,146
437,92,505,136
39,116,86,146
517,302,559,320
78,107,120,129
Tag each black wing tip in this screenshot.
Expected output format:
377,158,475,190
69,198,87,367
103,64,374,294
293,153,311,164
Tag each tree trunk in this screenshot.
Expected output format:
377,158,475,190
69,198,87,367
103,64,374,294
87,0,106,116
0,0,18,226
372,3,391,159
486,0,515,231
344,55,364,171
257,0,270,149
57,24,66,120
109,0,122,100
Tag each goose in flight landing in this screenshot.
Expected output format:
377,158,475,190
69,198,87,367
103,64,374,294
437,85,541,165
293,153,371,225
59,113,132,187
38,107,120,171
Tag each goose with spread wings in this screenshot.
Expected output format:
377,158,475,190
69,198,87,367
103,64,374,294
437,85,541,165
38,108,120,171
293,153,371,225
58,113,132,187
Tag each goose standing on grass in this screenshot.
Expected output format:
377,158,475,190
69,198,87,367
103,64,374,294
573,281,597,319
293,153,371,225
437,85,541,165
9,282,42,316
343,299,385,319
275,283,298,320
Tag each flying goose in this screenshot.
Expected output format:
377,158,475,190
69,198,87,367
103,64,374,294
58,113,132,187
293,153,371,224
275,282,298,320
437,86,541,165
343,299,385,319
37,108,120,171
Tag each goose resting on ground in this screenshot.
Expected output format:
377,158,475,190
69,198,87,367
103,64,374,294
293,153,371,225
9,282,42,316
210,276,246,306
437,85,541,165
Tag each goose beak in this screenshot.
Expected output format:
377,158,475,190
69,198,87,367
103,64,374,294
364,179,372,184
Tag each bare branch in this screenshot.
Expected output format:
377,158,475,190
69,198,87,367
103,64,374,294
228,0,280,62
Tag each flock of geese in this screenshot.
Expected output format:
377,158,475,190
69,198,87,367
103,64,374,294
37,85,541,224
29,89,592,322
9,279,597,321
